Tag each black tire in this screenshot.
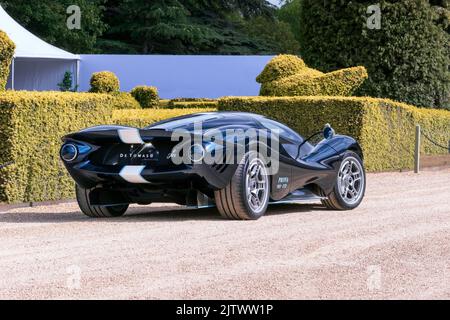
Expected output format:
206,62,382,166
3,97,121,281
75,184,128,218
214,152,270,220
322,151,366,210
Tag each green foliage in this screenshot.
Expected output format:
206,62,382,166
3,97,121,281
0,30,15,91
299,0,450,109
57,71,77,92
112,107,218,128
1,0,106,53
2,0,300,55
257,55,368,96
218,96,450,172
89,71,120,93
103,0,284,54
278,0,303,43
0,92,115,203
242,16,300,54
109,0,208,54
130,86,159,108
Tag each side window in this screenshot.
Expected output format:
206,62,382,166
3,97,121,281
260,119,302,142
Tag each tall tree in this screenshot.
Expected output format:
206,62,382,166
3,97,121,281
1,0,106,53
100,0,298,54
277,0,302,43
299,0,450,109
108,0,209,53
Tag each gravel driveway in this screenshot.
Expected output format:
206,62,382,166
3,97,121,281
1,168,449,299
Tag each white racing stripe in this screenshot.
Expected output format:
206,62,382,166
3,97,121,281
118,128,144,144
119,165,150,184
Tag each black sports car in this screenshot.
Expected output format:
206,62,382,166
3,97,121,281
60,112,366,220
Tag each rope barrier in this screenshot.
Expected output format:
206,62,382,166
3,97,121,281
421,130,450,151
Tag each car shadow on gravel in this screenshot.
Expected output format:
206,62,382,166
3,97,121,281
0,203,324,224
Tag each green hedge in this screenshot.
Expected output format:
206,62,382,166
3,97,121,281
257,55,368,97
0,91,142,203
167,100,218,109
130,86,159,108
110,92,141,109
0,30,15,91
113,107,217,128
218,96,450,172
170,97,216,103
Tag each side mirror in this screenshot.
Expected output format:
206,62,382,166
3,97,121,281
323,123,335,140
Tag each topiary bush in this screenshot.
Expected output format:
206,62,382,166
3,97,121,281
89,71,120,93
0,30,15,91
130,85,159,108
257,54,368,97
299,0,450,109
256,54,310,83
218,96,450,172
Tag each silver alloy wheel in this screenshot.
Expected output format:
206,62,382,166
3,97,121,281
337,156,365,205
245,157,269,214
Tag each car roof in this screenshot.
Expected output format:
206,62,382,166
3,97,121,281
145,112,265,130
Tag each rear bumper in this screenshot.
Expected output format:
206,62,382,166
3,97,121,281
65,161,235,190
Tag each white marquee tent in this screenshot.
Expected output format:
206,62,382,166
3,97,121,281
0,5,80,91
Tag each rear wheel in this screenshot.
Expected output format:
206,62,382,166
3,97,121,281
75,184,128,218
214,152,270,220
322,151,366,210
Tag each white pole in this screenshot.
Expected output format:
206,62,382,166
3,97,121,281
414,125,420,174
11,58,15,90
76,60,80,92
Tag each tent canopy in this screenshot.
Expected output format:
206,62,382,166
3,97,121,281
0,5,79,60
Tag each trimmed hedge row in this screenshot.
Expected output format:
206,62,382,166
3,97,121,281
0,92,116,203
0,30,15,91
257,55,368,97
112,107,217,128
170,98,216,103
218,96,450,172
167,100,218,109
110,92,141,109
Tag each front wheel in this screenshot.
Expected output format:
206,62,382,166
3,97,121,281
214,152,270,220
75,184,128,218
322,151,366,210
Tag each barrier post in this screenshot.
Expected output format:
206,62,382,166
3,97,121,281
414,125,420,173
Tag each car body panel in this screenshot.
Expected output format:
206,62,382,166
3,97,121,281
61,112,364,207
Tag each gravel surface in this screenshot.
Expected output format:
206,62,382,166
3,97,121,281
1,169,449,300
